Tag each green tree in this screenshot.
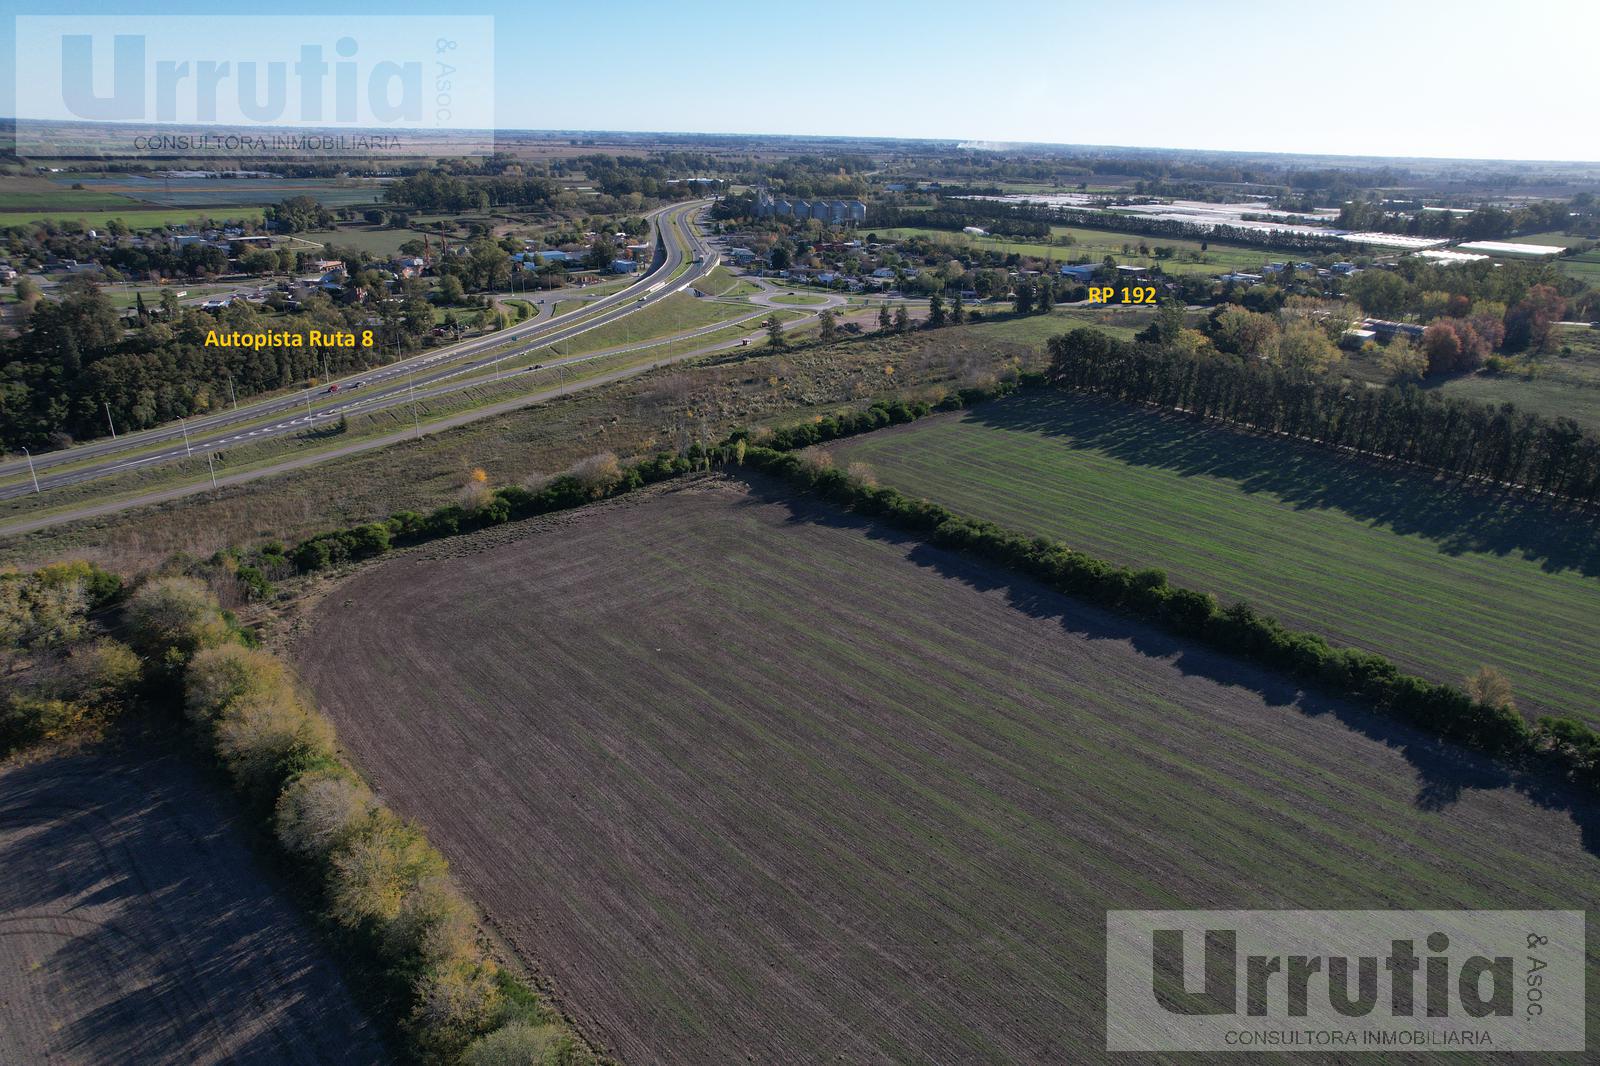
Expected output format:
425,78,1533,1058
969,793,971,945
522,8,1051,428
817,308,838,344
764,313,787,348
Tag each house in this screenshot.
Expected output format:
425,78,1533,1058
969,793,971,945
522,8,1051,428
871,267,897,279
610,258,637,274
1331,262,1358,275
1218,272,1263,284
1059,263,1098,282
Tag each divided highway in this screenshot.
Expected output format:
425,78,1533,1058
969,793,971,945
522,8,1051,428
0,201,714,502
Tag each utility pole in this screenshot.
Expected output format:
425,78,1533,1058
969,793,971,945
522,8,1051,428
408,366,421,438
226,373,238,410
21,446,39,494
104,402,117,439
206,450,218,489
180,416,192,456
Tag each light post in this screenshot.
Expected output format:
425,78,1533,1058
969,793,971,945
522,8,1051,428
180,416,192,456
21,446,40,494
206,450,218,489
104,401,117,439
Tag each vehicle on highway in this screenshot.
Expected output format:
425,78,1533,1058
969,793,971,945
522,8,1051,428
325,384,340,393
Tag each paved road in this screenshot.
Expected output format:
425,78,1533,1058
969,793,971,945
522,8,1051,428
0,296,822,538
0,200,713,498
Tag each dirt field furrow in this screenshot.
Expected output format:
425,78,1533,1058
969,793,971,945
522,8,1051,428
295,476,1600,1065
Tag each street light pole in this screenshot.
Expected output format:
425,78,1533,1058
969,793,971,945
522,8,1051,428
21,446,39,494
104,402,117,439
206,450,218,489
180,417,192,456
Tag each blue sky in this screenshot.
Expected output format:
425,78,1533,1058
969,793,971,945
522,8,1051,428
6,0,1598,161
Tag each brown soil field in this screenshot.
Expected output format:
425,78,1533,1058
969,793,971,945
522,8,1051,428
0,732,389,1064
292,476,1600,1065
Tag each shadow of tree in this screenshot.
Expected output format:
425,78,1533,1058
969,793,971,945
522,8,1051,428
0,730,388,1064
959,391,1600,577
735,472,1600,857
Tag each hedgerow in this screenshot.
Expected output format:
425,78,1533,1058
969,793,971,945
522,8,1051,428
737,427,1600,795
127,576,592,1065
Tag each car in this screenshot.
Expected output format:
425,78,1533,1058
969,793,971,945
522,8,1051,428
351,380,366,388
325,384,340,393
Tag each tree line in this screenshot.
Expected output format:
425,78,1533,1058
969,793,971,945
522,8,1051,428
1046,327,1600,507
0,278,431,450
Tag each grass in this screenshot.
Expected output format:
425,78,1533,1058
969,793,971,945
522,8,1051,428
1431,328,1600,433
0,327,1044,569
293,476,1600,1065
828,390,1600,725
694,265,761,298
769,293,830,306
0,206,266,230
874,223,1293,277
552,293,751,358
1344,327,1600,434
297,227,418,257
1557,250,1600,285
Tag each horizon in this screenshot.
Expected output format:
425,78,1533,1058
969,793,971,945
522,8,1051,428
4,0,1597,163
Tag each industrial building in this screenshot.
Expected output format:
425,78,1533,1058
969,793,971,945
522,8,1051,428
754,188,866,225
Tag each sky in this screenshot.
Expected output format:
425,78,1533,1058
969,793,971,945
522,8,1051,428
5,0,1599,162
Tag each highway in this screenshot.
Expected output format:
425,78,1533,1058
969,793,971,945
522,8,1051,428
0,200,716,502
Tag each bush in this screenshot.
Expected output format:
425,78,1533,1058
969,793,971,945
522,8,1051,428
328,814,449,930
125,577,233,662
2,694,91,750
463,1023,572,1066
409,953,504,1060
275,769,378,861
184,644,291,724
211,688,335,799
65,638,141,705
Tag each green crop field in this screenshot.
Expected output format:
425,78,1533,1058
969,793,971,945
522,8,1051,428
874,224,1288,277
0,206,266,229
1557,250,1600,284
828,391,1600,726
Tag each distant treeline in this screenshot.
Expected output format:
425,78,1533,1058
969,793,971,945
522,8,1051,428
1046,328,1600,508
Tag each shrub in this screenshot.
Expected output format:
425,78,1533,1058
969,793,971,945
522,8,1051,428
211,689,335,799
463,1023,572,1066
2,694,90,750
65,638,141,705
1465,665,1516,712
275,769,378,861
568,452,623,498
383,875,480,973
184,644,291,724
410,954,504,1061
328,814,449,930
125,577,233,662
